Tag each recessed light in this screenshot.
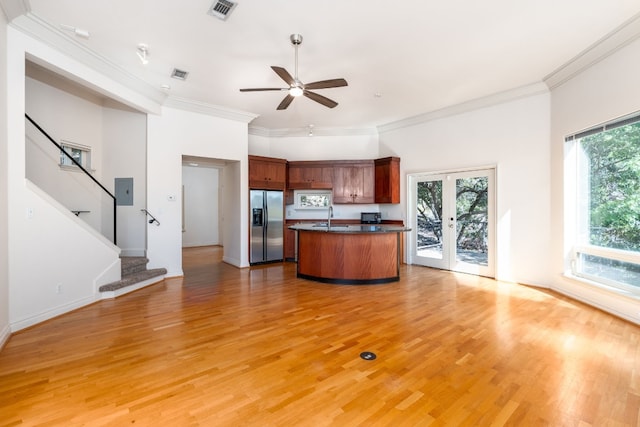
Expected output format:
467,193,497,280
374,92,382,98
160,84,171,90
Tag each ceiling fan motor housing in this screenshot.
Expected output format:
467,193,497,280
290,34,303,45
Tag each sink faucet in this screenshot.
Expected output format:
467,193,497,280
328,205,334,230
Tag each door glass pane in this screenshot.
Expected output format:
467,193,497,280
456,177,488,266
416,180,443,260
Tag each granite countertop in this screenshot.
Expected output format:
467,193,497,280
288,223,411,233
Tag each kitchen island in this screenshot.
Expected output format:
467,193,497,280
288,223,410,284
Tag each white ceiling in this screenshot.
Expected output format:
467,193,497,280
20,0,640,131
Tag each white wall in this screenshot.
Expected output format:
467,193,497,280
0,9,10,348
182,165,220,247
549,37,640,324
262,133,379,161
102,106,147,256
25,75,105,233
379,91,552,285
147,107,249,274
5,27,161,331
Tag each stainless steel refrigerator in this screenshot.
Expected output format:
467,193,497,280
250,190,284,264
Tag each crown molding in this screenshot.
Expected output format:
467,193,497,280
377,82,549,134
11,12,167,108
248,126,378,138
0,0,29,21
544,12,640,89
164,97,258,123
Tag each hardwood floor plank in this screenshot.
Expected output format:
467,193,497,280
1,246,640,425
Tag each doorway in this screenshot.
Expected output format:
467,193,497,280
408,168,495,277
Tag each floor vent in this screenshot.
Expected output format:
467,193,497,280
171,68,189,80
207,0,237,21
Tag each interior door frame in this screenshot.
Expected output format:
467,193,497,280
407,165,497,278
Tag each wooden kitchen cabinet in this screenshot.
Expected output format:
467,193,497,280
374,157,400,203
287,161,333,189
284,222,296,261
332,161,374,204
248,155,287,190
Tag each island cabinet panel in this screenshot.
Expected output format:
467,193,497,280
374,157,401,204
287,162,333,189
332,161,374,204
297,231,398,282
249,155,287,190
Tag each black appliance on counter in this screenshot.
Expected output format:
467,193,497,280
361,212,382,224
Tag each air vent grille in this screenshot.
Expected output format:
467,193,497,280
207,0,237,21
171,68,189,80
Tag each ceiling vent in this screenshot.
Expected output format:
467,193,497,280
207,0,237,21
171,68,189,80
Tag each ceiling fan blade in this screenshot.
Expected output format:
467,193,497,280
304,78,348,90
271,66,295,86
277,94,295,110
303,90,338,108
239,88,287,92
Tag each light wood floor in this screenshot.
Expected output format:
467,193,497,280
1,246,640,426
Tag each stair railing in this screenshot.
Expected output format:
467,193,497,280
25,114,118,245
141,209,160,226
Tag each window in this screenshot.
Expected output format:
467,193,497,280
60,141,91,171
295,190,331,209
566,114,640,293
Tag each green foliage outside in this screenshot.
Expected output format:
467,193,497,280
416,178,488,251
580,122,640,252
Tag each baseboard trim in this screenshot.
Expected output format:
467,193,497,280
223,256,243,268
100,275,166,299
10,295,96,332
0,324,11,350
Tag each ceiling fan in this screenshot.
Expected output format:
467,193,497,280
239,34,348,110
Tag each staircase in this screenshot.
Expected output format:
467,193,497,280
99,257,167,299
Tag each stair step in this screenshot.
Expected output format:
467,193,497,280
99,268,167,293
121,256,149,276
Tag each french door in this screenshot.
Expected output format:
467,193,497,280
408,168,495,277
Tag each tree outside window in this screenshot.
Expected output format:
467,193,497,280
573,119,640,290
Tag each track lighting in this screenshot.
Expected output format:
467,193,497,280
60,24,90,39
136,44,149,65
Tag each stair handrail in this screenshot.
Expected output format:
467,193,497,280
141,209,160,226
25,113,117,245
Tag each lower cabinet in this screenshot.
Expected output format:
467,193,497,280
284,224,296,261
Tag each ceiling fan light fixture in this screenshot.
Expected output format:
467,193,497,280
239,34,347,110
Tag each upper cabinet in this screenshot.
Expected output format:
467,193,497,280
248,155,287,190
251,155,399,203
332,161,375,204
287,161,333,189
374,157,400,204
